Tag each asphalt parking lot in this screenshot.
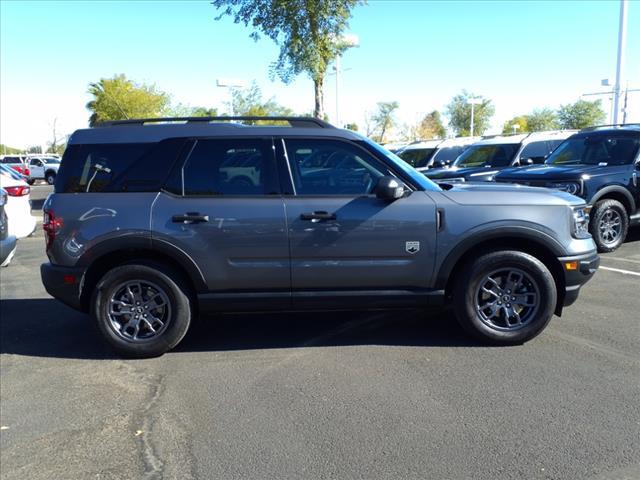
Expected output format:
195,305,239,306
1,185,639,480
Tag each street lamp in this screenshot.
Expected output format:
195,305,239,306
613,0,628,124
216,78,246,115
512,124,520,135
467,97,482,137
332,33,359,127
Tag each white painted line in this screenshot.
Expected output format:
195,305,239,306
600,266,640,277
601,256,640,265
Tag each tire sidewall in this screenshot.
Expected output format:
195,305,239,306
590,199,628,253
454,251,557,344
92,264,192,357
46,172,56,185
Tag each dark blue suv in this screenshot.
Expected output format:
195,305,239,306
495,125,640,252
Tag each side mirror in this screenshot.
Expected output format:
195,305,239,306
375,176,405,201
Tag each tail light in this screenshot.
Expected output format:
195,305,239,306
43,209,63,251
4,185,30,196
23,167,30,176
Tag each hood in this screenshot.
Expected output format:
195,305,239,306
495,163,619,181
439,182,584,206
423,165,498,179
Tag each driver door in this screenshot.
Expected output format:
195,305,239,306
278,137,437,309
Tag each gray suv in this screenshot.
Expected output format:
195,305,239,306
41,117,599,357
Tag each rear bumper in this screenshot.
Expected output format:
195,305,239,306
558,251,600,307
40,262,87,311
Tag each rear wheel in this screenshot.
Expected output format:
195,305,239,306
92,263,192,357
453,251,557,345
45,172,56,185
589,199,628,253
27,179,35,185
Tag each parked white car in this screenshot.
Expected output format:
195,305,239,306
0,169,37,238
396,136,480,170
27,156,61,185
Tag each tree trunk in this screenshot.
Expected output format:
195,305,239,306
314,76,324,119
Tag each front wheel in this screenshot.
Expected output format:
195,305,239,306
589,199,628,253
92,263,193,357
453,251,557,345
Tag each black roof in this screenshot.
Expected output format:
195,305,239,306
69,116,364,145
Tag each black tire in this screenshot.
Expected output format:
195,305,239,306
452,250,557,345
27,179,35,185
45,172,56,185
589,199,628,253
91,263,193,358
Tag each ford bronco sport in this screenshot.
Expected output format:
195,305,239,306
41,116,599,357
495,125,640,252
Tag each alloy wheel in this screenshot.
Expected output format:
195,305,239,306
107,280,171,342
475,268,540,331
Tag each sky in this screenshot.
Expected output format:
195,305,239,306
1,0,639,149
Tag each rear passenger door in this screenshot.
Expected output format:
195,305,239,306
278,137,437,308
151,137,290,307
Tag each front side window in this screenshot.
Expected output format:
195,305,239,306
182,139,276,196
454,143,519,167
546,135,640,166
284,139,392,195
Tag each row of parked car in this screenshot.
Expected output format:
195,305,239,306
0,153,61,185
0,163,39,267
390,125,640,252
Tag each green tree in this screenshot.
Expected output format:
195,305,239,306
0,144,24,155
86,74,170,126
344,122,358,131
502,115,528,135
212,0,363,119
27,146,42,154
230,82,294,117
445,91,495,136
526,108,559,132
557,99,606,129
369,101,399,143
413,110,446,140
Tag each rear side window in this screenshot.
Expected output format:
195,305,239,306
178,138,277,196
519,141,552,163
398,148,436,168
56,139,186,193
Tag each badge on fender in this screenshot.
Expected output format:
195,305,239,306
406,241,420,254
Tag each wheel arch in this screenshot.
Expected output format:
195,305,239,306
78,239,207,311
591,185,636,215
437,230,566,316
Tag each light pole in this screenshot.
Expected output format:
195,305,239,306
216,78,246,116
613,0,628,123
512,124,520,135
332,33,359,127
467,97,482,137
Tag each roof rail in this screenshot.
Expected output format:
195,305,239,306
580,123,640,132
97,116,334,129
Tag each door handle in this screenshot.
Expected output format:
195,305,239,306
300,211,337,222
172,212,209,224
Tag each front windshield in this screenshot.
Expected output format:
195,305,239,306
454,143,519,167
357,139,442,191
545,136,640,166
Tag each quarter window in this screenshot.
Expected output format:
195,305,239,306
284,139,393,195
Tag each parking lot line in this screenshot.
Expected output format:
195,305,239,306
599,266,640,277
600,256,640,265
